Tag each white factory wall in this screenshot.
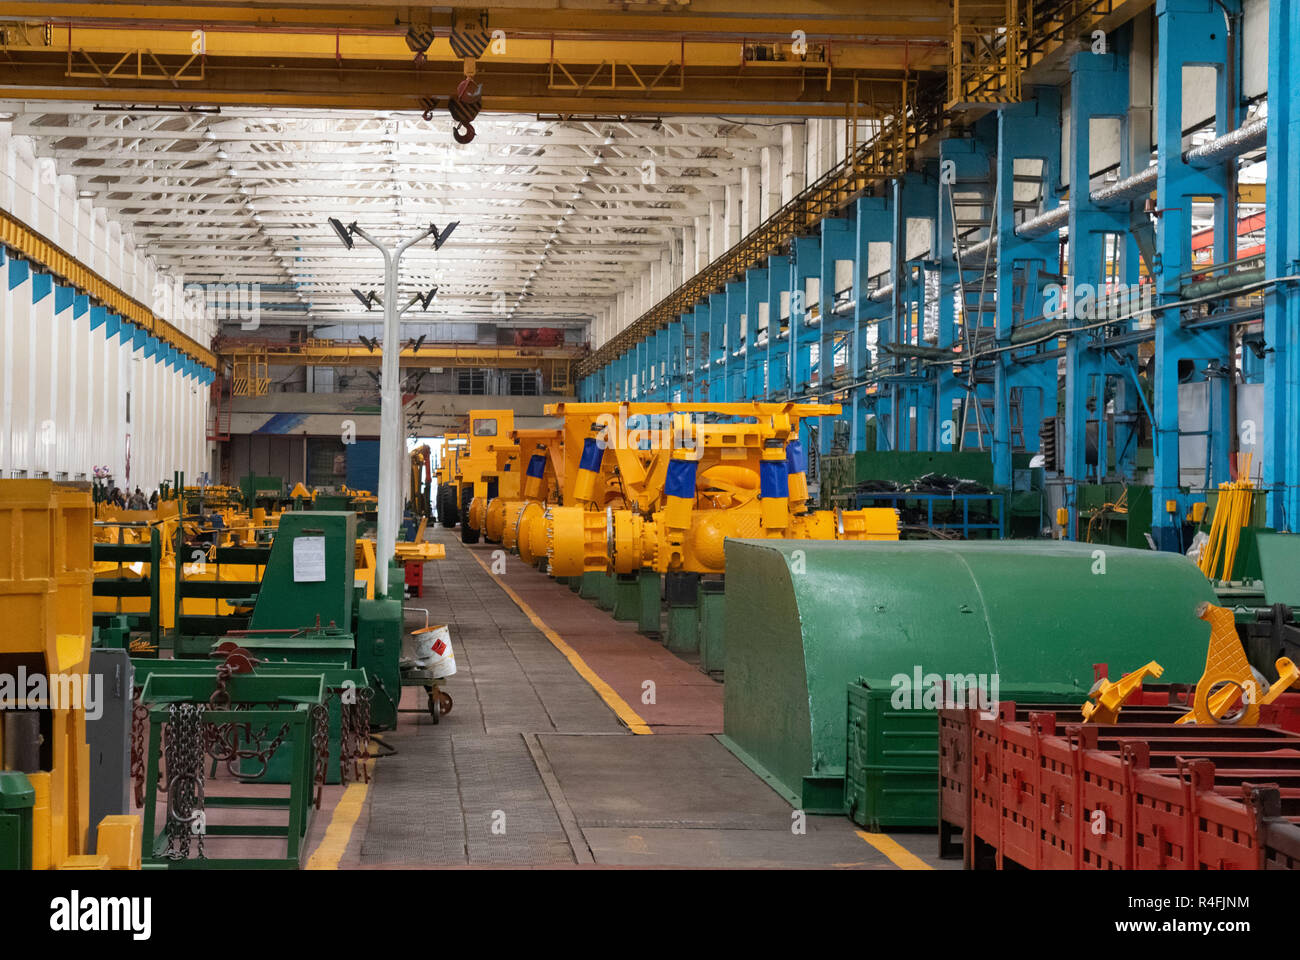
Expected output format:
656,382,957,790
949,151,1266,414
0,128,212,489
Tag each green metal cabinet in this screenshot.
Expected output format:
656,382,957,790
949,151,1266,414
842,678,1085,830
0,772,34,870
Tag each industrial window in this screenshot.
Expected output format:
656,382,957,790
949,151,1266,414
472,418,498,437
457,369,486,394
506,370,539,396
307,438,348,488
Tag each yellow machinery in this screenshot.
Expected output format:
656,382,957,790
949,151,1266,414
0,480,140,869
538,402,900,577
409,443,433,519
448,410,521,544
491,425,565,556
1197,452,1258,582
509,405,667,566
434,433,467,528
92,507,283,631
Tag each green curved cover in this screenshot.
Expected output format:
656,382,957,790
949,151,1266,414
719,539,1217,811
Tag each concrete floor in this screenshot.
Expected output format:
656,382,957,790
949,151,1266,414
324,528,953,869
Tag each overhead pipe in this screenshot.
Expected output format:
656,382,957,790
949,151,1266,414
853,117,1267,309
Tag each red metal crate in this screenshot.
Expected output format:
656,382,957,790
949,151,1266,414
1072,725,1132,869
404,559,424,598
940,699,1300,870
968,708,1006,865
1127,747,1203,869
1031,713,1080,869
1251,785,1300,869
938,710,972,862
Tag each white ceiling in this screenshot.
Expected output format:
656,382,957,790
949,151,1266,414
9,103,785,333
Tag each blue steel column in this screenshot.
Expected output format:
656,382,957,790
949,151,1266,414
666,317,685,401
624,342,634,400
1062,49,1131,536
993,90,1063,489
652,327,669,400
692,302,709,401
1264,0,1300,531
1151,0,1237,549
680,307,696,401
790,235,820,396
725,280,746,401
853,196,893,451
888,171,939,450
820,215,855,455
937,135,994,451
647,327,660,400
745,266,769,399
766,255,791,398
707,291,726,401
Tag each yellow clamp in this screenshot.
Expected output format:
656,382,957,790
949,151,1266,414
1082,660,1164,723
1176,601,1300,725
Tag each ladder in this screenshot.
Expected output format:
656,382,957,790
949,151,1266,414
207,373,231,442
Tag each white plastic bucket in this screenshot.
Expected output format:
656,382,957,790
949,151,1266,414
413,624,456,677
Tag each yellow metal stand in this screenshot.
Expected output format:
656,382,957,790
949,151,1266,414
0,480,140,869
1081,660,1164,723
1176,601,1300,725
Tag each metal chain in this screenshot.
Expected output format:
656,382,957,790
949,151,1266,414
311,702,330,808
163,702,207,861
339,686,374,785
203,718,292,780
130,687,148,807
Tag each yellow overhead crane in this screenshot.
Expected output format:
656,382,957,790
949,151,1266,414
0,1,948,114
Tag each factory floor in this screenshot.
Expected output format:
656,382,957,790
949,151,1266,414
313,527,955,870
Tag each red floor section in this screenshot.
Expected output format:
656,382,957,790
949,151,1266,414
464,541,724,735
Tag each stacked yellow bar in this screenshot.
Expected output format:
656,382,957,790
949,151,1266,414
1197,452,1256,582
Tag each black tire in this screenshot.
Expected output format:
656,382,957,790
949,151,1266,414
438,485,458,528
460,485,479,543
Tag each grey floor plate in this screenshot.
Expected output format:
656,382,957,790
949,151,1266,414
360,732,575,866
536,733,797,830
410,546,627,736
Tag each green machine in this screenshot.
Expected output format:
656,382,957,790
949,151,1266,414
238,473,285,508
246,511,356,633
719,539,1218,814
236,512,403,730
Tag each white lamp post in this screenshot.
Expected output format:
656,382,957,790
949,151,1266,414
329,217,456,595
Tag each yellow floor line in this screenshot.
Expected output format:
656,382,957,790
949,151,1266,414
856,830,933,870
465,548,653,735
305,759,374,870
